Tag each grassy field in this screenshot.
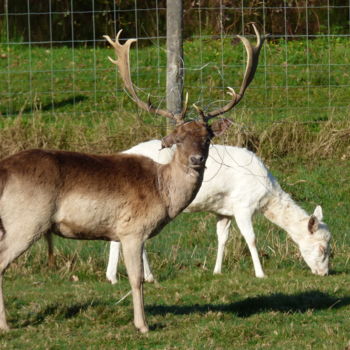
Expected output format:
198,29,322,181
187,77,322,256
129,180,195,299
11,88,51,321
0,37,350,349
0,158,349,349
1,36,350,123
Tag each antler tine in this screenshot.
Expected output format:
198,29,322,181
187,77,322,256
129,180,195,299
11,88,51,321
193,103,206,122
198,23,266,122
236,23,265,96
174,92,189,124
104,31,181,122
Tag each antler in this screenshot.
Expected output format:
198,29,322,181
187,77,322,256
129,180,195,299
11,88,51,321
194,23,266,122
104,30,188,125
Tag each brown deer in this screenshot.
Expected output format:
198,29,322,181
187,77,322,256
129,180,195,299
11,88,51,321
0,24,264,333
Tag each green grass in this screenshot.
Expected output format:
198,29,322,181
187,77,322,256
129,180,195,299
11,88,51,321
1,37,350,124
0,37,350,348
1,271,349,349
0,158,349,349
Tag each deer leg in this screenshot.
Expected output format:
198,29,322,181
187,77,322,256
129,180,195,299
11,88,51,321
234,210,265,278
142,248,154,283
121,238,148,333
107,241,154,285
213,215,232,274
0,274,8,331
0,231,40,330
45,232,55,268
106,241,121,284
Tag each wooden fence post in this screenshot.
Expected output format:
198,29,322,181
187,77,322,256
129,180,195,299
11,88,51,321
166,0,183,130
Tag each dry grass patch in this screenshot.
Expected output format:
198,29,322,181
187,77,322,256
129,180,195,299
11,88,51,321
1,112,350,163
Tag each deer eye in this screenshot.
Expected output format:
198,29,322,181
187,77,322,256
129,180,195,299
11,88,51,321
175,137,182,144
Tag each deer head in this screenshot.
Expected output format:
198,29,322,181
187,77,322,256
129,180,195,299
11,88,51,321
104,24,265,170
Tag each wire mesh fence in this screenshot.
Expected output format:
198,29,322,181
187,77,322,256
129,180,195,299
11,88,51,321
0,1,350,125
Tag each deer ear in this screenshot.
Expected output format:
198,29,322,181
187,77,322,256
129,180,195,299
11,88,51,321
308,215,319,234
161,134,176,149
308,205,323,234
210,118,233,137
313,205,323,221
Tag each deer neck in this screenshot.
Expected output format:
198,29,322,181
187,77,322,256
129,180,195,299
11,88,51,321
158,151,205,219
262,190,309,243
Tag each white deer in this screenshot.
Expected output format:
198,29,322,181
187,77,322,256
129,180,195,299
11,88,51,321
0,26,264,332
106,140,331,283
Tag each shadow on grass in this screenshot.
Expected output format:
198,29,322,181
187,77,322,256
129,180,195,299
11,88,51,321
1,95,87,117
18,300,112,328
146,290,350,318
14,290,350,328
41,96,87,111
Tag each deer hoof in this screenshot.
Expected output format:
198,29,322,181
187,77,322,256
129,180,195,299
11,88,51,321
0,324,10,332
137,325,149,334
144,274,155,283
106,276,118,285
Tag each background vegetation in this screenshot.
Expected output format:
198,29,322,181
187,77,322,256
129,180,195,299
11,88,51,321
1,36,349,157
0,2,350,349
2,1,349,44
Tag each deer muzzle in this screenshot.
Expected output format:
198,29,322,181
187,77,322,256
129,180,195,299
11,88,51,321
189,155,205,168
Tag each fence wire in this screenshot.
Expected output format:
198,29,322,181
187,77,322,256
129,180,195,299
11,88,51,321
0,1,349,124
